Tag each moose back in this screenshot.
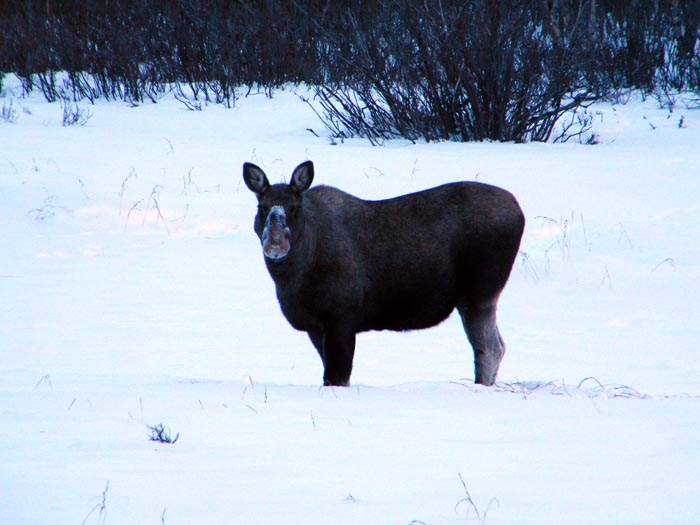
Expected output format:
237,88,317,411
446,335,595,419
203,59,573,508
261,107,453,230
243,161,524,386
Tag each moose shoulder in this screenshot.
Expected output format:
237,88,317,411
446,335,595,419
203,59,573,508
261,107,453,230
243,161,525,387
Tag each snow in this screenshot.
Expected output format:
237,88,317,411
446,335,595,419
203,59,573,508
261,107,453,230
1,77,699,524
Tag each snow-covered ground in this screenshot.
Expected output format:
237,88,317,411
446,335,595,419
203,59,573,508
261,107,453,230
1,76,699,524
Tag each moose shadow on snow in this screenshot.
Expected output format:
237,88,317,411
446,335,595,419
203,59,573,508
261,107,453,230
243,161,524,386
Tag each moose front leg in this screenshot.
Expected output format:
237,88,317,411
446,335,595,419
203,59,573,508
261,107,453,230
307,330,325,365
320,324,356,387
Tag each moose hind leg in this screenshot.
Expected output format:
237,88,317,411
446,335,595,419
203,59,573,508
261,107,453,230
458,302,506,386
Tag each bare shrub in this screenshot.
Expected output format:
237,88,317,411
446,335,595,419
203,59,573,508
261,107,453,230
148,423,180,444
313,0,609,143
61,97,93,126
1,99,18,123
0,0,697,143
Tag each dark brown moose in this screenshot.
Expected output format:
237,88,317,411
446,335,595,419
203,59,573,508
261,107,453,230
243,161,525,387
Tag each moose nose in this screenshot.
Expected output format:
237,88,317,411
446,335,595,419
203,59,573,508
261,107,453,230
262,206,291,260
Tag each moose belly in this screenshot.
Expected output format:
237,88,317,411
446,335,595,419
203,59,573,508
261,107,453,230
360,287,457,332
276,279,456,334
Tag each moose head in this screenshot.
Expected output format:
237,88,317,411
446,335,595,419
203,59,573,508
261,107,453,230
243,161,314,262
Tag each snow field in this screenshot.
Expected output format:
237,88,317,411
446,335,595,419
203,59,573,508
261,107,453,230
1,77,699,523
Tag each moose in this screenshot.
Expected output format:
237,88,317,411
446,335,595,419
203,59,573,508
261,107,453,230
243,161,524,387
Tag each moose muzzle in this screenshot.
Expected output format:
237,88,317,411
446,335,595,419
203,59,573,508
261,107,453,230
262,206,291,261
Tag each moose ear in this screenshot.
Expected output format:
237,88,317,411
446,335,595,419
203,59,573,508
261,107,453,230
290,161,314,194
243,162,270,195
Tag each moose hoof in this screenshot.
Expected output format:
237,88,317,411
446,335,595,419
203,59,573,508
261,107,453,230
323,378,350,387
